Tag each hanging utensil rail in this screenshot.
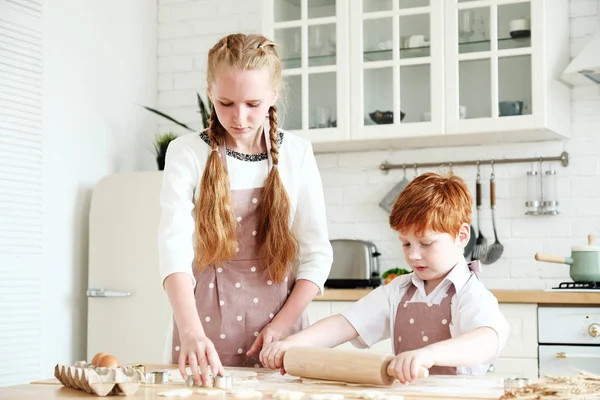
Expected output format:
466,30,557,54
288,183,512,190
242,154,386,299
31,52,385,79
379,151,569,173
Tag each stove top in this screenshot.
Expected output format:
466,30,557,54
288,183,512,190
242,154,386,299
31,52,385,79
549,281,600,291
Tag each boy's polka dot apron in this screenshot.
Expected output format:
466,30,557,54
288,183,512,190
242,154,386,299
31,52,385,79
393,261,481,375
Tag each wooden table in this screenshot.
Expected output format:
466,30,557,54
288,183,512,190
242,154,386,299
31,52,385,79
0,366,506,400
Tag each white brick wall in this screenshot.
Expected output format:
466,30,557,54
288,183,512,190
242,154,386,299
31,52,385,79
157,0,600,289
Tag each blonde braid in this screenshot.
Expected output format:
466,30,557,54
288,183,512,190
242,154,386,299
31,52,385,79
193,108,238,270
268,106,279,166
259,105,299,282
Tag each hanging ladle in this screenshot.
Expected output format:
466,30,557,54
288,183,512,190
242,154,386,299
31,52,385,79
483,161,504,264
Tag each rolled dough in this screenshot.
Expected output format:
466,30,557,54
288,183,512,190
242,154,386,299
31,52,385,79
157,389,193,398
229,388,264,399
308,394,344,400
273,389,306,400
195,388,226,396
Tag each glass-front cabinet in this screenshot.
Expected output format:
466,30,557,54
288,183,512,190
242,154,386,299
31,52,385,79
263,0,350,144
349,0,445,140
444,0,543,136
263,0,570,150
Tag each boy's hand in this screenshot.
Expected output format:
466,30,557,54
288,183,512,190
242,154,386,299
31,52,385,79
387,348,434,384
259,339,293,374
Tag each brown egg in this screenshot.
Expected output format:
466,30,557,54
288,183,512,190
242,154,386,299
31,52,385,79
91,352,106,365
97,354,120,368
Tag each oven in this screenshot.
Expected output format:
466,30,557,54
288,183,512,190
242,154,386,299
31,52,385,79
538,306,600,376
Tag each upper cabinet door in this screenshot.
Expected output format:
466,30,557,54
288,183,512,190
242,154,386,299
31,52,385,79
350,0,445,140
263,0,350,143
445,0,536,135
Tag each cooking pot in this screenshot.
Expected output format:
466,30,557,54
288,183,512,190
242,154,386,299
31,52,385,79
534,234,600,282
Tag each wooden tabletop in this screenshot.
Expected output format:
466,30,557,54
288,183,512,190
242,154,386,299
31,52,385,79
0,383,503,400
316,289,600,305
2,366,506,400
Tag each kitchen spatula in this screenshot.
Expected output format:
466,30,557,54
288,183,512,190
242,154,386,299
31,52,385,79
472,168,488,261
379,166,410,213
483,168,504,264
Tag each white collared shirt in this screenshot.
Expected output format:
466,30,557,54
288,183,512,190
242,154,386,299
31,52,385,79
341,259,510,375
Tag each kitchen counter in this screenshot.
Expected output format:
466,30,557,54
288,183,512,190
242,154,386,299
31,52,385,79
316,289,600,305
3,366,506,399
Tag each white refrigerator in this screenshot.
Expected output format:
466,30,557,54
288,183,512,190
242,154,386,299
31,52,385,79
86,171,172,365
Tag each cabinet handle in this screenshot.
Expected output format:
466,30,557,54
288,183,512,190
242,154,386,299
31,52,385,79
86,288,131,297
555,352,600,359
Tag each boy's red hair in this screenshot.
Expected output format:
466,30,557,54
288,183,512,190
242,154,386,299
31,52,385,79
389,172,472,237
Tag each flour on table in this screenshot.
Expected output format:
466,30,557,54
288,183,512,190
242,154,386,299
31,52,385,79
382,396,403,400
272,389,306,400
195,388,226,396
229,388,264,399
351,390,386,399
308,394,344,400
157,389,193,398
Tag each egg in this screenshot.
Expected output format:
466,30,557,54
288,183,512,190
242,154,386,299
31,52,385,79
91,352,106,365
97,354,120,368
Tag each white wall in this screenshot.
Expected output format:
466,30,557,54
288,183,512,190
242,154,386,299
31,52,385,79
157,0,600,290
38,0,157,383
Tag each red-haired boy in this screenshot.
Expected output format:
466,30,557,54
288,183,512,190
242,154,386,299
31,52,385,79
259,172,509,384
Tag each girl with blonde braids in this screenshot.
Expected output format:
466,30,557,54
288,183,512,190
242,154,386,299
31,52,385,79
158,33,332,384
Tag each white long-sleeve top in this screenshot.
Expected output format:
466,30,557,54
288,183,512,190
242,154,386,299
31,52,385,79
157,129,333,295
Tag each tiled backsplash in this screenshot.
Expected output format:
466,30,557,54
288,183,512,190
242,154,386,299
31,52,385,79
157,0,600,289
316,118,600,290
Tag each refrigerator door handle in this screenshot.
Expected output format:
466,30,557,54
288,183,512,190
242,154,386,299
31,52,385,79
87,288,131,297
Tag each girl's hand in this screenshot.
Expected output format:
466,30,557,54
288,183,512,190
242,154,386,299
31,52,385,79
259,340,292,374
387,348,435,384
178,330,224,385
246,320,294,358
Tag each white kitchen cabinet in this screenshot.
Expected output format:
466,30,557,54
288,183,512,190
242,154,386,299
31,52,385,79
263,0,570,152
308,300,540,377
443,0,570,142
498,303,538,358
488,304,539,379
262,0,351,145
486,358,539,379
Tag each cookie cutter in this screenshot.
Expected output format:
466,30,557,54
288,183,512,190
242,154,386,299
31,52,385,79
213,375,232,389
126,364,146,375
503,377,530,391
146,370,168,384
185,374,232,389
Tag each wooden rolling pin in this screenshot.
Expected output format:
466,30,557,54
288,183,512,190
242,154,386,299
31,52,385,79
283,347,429,386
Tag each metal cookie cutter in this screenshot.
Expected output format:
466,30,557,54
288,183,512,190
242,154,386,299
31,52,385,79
146,370,168,384
503,377,530,391
213,375,232,389
185,375,232,389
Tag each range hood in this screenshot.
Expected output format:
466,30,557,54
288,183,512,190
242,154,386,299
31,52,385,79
561,30,600,86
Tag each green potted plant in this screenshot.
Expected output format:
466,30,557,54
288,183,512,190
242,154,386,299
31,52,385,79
145,93,213,170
